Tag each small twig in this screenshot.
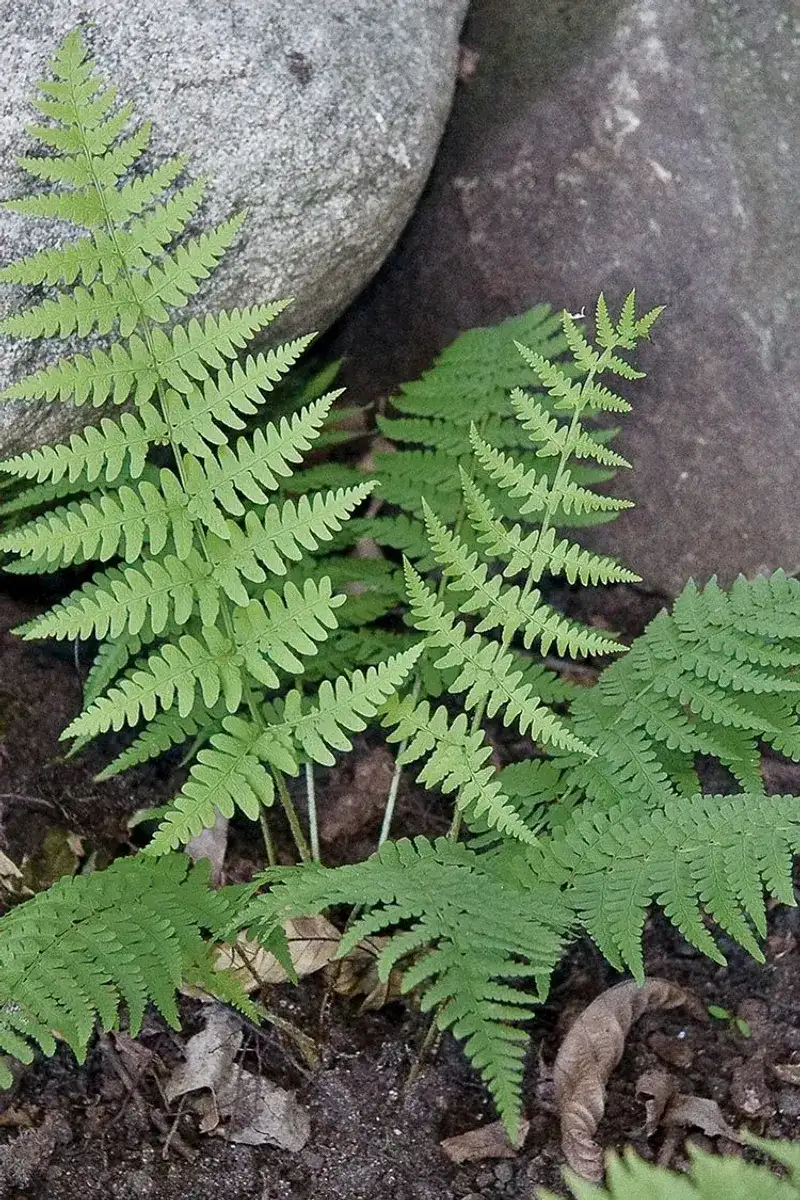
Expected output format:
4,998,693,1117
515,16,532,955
406,1018,443,1089
0,793,56,811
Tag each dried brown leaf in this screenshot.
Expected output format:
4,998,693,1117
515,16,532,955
636,1069,678,1136
164,1006,309,1150
554,978,688,1181
328,934,404,1010
662,1094,743,1142
773,1063,800,1086
637,1070,744,1143
214,915,341,991
440,1117,530,1164
185,812,228,887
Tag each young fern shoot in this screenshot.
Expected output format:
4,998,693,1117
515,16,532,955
0,29,419,858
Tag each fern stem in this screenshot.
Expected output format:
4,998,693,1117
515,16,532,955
275,771,312,863
259,810,278,868
306,762,320,862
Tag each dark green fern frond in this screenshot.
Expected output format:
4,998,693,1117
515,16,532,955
516,791,800,981
0,853,254,1084
370,303,625,568
237,835,572,1136
559,571,800,810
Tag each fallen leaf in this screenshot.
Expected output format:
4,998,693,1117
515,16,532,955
165,1006,309,1150
214,914,342,991
636,1069,744,1144
773,1063,800,1086
553,978,688,1182
636,1069,678,1136
663,1094,743,1141
185,812,228,887
440,1117,530,1164
329,934,404,1011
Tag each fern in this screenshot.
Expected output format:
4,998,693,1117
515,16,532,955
0,30,418,852
240,297,800,1140
367,305,627,570
237,835,572,1132
0,854,254,1086
375,295,657,849
557,571,800,810
540,1138,800,1199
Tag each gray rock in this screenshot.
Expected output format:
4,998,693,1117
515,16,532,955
0,0,468,457
334,0,800,595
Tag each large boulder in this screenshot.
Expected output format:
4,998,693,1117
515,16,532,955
0,0,468,457
333,0,800,595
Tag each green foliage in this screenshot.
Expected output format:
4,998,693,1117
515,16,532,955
242,297,800,1139
0,854,254,1086
0,30,418,857
4,30,800,1182
556,571,800,811
238,835,572,1130
539,1138,800,1199
367,305,632,569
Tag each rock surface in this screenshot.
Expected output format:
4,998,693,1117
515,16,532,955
0,0,468,456
333,0,800,595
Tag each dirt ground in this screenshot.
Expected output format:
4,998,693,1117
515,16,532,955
1,580,800,1200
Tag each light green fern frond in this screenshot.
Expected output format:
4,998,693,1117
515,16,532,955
148,647,423,852
0,29,414,854
0,853,254,1085
541,1138,800,1200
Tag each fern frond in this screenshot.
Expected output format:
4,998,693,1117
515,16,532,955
162,337,316,456
0,852,254,1084
96,700,223,780
542,1139,800,1200
560,572,800,812
0,179,207,287
470,431,633,520
403,562,589,753
148,648,423,851
461,472,640,586
238,835,571,1136
0,405,167,486
62,577,346,740
383,694,541,844
523,791,800,981
421,500,623,659
0,304,287,405
180,394,339,518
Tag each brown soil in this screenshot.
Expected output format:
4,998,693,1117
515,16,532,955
2,581,800,1200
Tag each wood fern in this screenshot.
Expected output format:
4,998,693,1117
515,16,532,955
0,855,254,1085
0,30,419,856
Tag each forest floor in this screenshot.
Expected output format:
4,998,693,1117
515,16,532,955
1,577,800,1200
